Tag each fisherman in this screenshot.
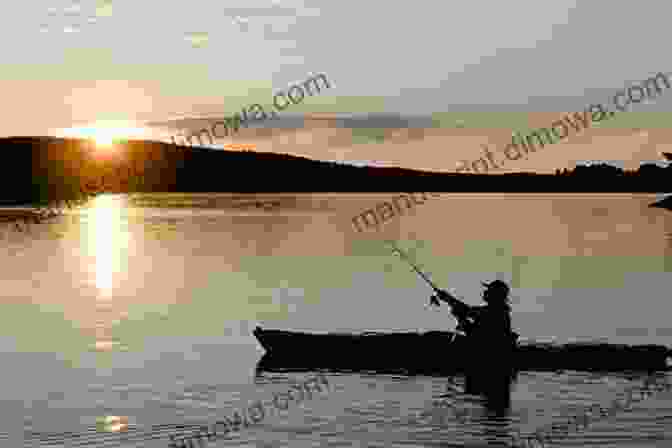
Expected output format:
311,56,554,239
384,242,517,347
430,280,518,400
430,280,517,348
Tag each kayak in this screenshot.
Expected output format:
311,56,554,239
253,326,672,374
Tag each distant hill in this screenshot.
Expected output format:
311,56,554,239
1,136,671,205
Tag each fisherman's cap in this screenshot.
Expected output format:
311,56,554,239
481,280,510,297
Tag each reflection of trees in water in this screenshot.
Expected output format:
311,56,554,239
233,199,283,210
229,195,302,211
0,197,89,240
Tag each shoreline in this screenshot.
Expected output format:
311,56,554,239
0,207,65,223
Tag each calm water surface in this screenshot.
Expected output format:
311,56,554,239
1,193,671,447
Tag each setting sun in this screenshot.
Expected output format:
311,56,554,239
93,130,115,147
55,121,154,150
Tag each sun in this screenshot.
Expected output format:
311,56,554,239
93,130,115,147
55,121,154,151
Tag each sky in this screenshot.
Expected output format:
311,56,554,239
2,0,672,172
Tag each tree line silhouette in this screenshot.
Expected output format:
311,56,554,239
1,137,671,204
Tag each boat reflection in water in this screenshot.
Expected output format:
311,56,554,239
256,352,519,446
463,367,516,414
255,352,517,414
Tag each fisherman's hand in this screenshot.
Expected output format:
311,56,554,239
431,290,457,307
455,318,473,334
436,289,458,302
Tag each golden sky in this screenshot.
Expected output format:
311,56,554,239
3,1,672,172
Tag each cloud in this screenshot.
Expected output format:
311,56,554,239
185,32,209,48
222,5,298,18
96,0,113,17
232,16,250,32
63,2,82,15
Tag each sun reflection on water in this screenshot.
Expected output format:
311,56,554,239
87,196,124,297
83,195,130,351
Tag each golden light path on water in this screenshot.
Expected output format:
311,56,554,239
83,195,130,352
81,196,134,430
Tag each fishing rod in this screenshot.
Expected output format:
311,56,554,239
386,241,520,341
385,241,460,309
385,241,473,327
386,241,440,294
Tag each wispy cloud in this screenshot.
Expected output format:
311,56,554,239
95,0,113,17
38,0,111,34
63,2,82,15
184,32,209,48
232,16,250,32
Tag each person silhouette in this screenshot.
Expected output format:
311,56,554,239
431,280,518,402
430,280,517,349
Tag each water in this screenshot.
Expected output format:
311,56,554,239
2,193,671,447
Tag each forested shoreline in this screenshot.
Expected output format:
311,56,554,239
1,137,670,208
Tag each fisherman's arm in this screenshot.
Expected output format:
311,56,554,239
431,289,472,317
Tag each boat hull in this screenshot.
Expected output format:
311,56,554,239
253,326,672,374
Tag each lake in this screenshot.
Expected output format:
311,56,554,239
2,193,671,447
